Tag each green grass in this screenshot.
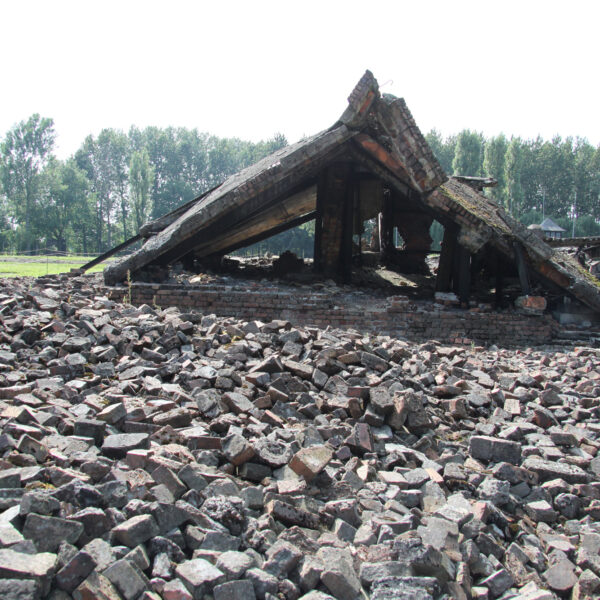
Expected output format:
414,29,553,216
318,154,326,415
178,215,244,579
0,261,105,278
0,254,99,262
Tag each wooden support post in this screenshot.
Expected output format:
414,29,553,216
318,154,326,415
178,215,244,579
457,245,471,305
340,175,356,282
380,190,394,261
494,250,504,305
435,225,457,292
313,172,326,271
513,242,531,295
355,180,362,265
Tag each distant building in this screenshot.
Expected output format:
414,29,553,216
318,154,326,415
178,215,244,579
528,217,566,240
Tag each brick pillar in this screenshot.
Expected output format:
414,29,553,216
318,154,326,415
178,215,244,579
394,210,433,273
314,164,354,276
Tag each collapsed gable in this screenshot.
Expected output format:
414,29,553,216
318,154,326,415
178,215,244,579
427,179,600,312
104,70,447,285
104,71,600,315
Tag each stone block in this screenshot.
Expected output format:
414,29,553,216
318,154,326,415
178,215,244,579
289,445,333,481
112,514,159,547
469,435,522,465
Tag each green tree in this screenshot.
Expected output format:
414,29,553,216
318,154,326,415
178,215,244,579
129,149,155,231
504,137,524,216
519,136,544,216
591,147,600,221
250,133,288,163
573,139,600,221
536,136,574,219
518,210,543,226
133,127,287,220
452,130,483,176
425,129,455,174
0,114,55,251
95,129,130,244
207,136,244,186
573,215,600,237
0,181,14,253
75,135,104,252
105,130,130,241
483,134,508,206
135,126,204,219
38,158,89,252
75,129,130,250
71,191,96,255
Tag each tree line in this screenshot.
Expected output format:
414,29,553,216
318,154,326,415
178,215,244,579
1,115,599,258
426,130,600,236
0,114,287,254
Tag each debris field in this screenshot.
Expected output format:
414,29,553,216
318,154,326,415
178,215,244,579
0,273,599,600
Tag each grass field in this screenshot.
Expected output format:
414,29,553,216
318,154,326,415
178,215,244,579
0,255,106,278
0,254,100,263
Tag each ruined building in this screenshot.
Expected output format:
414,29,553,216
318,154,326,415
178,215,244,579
102,71,600,323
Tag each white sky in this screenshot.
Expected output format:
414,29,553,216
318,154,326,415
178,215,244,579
1,0,599,158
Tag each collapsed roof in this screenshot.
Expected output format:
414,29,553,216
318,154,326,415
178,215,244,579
104,71,600,314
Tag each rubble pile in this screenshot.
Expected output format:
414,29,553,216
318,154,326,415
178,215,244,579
0,273,599,600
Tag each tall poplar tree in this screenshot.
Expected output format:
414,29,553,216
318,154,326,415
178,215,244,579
452,130,483,176
483,134,508,205
38,158,89,252
0,114,55,250
504,138,524,216
129,149,154,231
425,129,456,174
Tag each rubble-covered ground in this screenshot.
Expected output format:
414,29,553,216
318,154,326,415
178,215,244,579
0,273,599,600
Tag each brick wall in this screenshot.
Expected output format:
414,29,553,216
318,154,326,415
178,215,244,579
111,282,558,346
